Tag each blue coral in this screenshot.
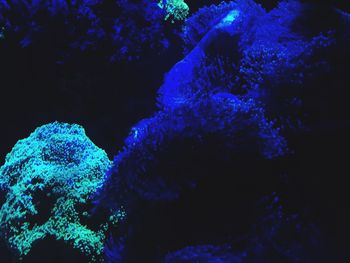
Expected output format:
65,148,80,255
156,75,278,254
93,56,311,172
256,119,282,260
0,1,349,262
0,0,182,62
94,1,347,262
96,93,286,213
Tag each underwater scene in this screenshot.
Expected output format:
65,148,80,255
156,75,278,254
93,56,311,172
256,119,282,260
0,0,350,262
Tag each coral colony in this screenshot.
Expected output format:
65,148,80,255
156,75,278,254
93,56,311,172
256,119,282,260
0,0,349,262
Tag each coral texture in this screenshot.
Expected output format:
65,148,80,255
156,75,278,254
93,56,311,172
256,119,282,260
0,122,112,259
0,0,182,62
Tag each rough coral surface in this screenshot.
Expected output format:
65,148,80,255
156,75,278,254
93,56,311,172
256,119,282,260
0,122,111,259
1,1,349,262
94,2,350,262
159,0,334,114
97,93,286,211
158,0,189,23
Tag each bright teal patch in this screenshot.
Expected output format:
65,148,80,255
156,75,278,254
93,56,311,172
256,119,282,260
218,10,240,27
158,0,189,23
0,122,117,261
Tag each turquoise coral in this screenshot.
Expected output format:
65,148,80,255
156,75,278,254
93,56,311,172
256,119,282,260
0,122,113,260
158,0,189,23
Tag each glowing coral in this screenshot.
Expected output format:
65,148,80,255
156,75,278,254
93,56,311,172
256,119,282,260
0,122,112,259
158,0,189,23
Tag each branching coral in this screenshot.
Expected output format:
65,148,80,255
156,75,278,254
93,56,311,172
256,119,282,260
0,122,117,260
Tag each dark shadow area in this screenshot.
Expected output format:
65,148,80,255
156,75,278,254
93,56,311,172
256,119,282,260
117,135,286,262
23,237,90,263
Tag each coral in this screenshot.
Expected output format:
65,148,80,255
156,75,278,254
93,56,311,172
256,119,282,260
181,1,239,54
0,0,103,49
104,236,126,263
238,1,335,92
111,0,173,61
95,94,286,262
1,1,349,262
0,122,114,260
159,0,335,124
158,0,189,23
157,2,244,109
94,2,350,262
0,0,181,62
97,93,286,210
